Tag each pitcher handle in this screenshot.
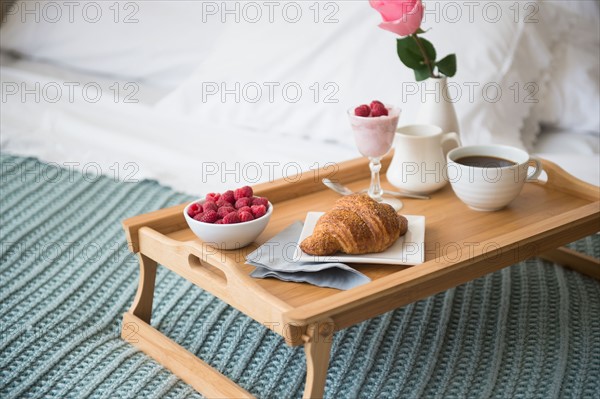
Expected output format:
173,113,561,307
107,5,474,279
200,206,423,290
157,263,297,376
441,132,461,156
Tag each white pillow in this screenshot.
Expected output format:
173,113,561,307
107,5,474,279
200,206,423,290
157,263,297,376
522,0,600,149
158,2,415,143
157,1,569,148
425,0,564,148
0,1,224,89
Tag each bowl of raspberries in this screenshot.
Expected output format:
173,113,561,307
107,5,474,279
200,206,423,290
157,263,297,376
183,185,273,249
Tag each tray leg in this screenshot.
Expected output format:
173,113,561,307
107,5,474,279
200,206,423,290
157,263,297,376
129,254,158,323
302,320,334,399
121,255,254,398
540,246,600,280
121,312,254,398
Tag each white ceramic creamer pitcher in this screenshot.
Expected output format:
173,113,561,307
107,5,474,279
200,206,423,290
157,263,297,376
386,124,461,194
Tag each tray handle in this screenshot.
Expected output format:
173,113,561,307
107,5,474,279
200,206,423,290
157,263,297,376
180,240,248,290
137,227,295,332
136,227,244,289
536,159,599,202
187,252,228,288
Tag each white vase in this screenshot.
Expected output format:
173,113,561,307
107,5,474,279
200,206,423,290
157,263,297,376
414,76,460,135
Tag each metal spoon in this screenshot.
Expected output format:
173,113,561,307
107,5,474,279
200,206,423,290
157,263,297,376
322,178,430,200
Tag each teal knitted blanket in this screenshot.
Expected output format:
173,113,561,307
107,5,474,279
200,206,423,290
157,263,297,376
1,153,599,398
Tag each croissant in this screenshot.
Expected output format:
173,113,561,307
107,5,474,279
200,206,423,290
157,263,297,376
300,194,408,256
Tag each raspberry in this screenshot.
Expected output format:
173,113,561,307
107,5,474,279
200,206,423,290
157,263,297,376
234,186,253,200
238,211,254,222
221,190,235,204
198,210,218,223
222,212,240,224
187,203,201,217
371,103,388,117
370,100,384,109
354,104,371,117
216,198,230,208
193,212,204,221
202,201,218,213
206,192,221,202
251,204,267,218
235,197,252,209
237,206,252,214
214,219,224,225
251,197,268,208
217,206,236,218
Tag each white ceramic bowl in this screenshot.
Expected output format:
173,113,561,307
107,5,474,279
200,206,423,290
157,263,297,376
183,199,273,249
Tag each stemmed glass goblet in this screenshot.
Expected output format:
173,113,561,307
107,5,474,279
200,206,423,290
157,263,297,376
347,105,402,210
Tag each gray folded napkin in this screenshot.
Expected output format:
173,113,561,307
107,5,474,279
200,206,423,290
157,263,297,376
247,222,371,290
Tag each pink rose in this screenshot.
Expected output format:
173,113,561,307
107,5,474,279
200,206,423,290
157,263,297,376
369,0,424,37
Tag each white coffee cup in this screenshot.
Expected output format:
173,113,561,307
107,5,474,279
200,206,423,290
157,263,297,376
446,145,543,211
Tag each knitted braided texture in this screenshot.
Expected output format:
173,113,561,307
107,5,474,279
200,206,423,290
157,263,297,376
1,153,598,398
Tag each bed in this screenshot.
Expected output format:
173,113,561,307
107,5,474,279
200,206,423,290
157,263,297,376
1,1,599,398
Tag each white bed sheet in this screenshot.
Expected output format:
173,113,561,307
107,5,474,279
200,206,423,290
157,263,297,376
0,52,168,105
1,56,598,193
0,54,359,195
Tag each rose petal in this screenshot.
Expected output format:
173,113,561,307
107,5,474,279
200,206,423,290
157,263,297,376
377,1,423,36
370,0,420,23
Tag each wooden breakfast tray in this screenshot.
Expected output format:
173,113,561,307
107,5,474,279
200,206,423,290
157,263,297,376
121,155,600,399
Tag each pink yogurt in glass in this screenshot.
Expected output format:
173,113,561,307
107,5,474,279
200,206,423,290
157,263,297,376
348,106,401,158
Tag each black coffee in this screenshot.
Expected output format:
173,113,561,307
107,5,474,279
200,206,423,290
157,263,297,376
455,156,517,168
